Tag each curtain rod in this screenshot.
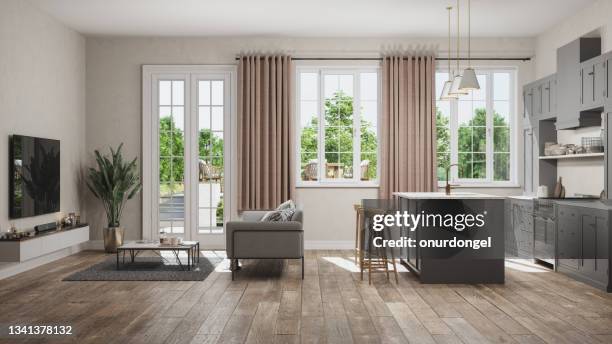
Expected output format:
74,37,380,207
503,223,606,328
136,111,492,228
234,57,531,61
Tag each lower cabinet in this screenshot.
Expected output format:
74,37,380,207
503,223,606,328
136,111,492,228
534,215,555,264
557,204,610,291
505,199,534,258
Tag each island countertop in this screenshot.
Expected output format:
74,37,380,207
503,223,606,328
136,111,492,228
393,192,504,200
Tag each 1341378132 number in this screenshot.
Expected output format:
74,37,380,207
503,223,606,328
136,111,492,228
8,325,72,336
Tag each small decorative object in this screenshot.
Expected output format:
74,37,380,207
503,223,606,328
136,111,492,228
544,142,557,156
553,177,564,198
537,185,549,198
86,144,142,253
582,137,604,153
75,214,81,225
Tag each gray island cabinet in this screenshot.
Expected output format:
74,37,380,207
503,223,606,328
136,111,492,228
393,192,505,284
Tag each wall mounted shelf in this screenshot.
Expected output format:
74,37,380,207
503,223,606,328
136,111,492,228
539,152,604,160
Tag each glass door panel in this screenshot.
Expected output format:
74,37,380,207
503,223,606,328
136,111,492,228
158,80,186,236
197,80,225,234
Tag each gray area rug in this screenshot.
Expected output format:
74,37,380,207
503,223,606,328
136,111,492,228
63,256,223,281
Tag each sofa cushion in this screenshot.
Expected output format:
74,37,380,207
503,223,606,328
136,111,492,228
261,208,295,222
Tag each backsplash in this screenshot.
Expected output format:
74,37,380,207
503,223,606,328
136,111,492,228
555,120,604,197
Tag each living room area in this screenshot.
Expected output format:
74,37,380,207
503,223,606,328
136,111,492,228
3,0,612,343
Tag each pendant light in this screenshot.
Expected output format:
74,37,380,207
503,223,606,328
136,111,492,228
449,0,468,96
459,0,480,90
439,6,457,100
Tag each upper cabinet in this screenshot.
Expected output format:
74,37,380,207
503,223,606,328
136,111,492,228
556,37,601,129
603,51,612,108
523,74,556,124
580,54,607,111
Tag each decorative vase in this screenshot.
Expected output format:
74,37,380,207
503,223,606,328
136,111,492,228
553,177,563,198
103,227,124,253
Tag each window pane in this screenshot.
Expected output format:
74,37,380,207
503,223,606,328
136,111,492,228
458,127,472,152
473,127,486,152
437,152,450,181
199,107,211,131
199,81,211,105
159,107,172,130
458,153,473,178
211,81,223,105
300,101,318,128
472,102,486,125
172,107,184,131
300,73,318,100
494,73,510,100
159,81,171,106
172,81,184,105
338,127,353,152
494,127,510,152
494,153,510,181
360,100,377,126
494,101,510,125
211,106,223,131
360,73,378,100
159,158,171,182
324,75,339,98
339,75,353,96
172,158,184,182
360,153,376,181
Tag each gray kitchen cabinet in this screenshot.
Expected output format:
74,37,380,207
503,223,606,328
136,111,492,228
533,83,543,117
511,199,534,258
556,37,601,129
504,200,517,257
557,204,610,291
522,127,535,195
557,205,580,270
523,87,534,123
605,111,612,199
534,216,555,263
604,51,611,108
580,55,606,111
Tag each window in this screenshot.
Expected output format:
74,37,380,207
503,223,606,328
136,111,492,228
435,69,516,186
297,67,379,186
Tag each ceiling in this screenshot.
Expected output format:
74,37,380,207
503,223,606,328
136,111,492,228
30,0,595,38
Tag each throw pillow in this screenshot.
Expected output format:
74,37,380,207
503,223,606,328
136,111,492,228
261,208,295,222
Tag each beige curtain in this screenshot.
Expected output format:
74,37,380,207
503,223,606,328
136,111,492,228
237,55,294,211
379,56,437,198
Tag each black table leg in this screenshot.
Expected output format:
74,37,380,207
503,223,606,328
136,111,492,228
116,250,119,269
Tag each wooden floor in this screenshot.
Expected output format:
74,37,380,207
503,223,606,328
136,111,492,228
1,251,612,344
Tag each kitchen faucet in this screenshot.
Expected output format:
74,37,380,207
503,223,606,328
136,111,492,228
445,163,460,195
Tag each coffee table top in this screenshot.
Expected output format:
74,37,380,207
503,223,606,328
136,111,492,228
118,240,199,250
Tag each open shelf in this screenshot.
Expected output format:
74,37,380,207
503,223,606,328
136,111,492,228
539,152,604,160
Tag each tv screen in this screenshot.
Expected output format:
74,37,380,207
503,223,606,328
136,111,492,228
9,135,60,218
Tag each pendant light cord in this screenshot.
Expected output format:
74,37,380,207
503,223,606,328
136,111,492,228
447,6,452,78
468,0,471,67
456,0,460,73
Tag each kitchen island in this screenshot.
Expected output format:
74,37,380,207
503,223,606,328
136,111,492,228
393,192,505,284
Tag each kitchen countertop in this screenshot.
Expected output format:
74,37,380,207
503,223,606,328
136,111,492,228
393,192,504,199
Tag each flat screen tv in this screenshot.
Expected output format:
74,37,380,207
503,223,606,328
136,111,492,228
9,135,60,218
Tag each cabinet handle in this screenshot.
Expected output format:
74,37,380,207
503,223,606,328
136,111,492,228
588,71,594,76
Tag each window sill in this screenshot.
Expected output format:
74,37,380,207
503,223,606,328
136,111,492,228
296,183,379,189
437,183,521,189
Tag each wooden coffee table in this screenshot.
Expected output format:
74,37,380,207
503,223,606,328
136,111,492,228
116,241,200,271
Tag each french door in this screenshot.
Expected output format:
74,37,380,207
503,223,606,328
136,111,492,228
143,66,236,248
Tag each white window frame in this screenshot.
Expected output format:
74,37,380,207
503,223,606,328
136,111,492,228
436,67,518,188
295,64,381,188
142,65,237,244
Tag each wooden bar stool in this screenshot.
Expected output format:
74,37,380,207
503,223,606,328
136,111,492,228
354,205,399,284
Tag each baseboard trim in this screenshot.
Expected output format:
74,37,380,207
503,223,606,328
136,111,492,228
305,240,354,250
0,241,92,280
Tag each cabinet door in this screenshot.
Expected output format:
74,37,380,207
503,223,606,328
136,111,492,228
523,128,534,194
580,212,609,284
595,58,607,107
534,216,546,257
605,53,611,107
581,64,595,109
533,85,543,117
557,206,580,270
505,200,517,257
524,89,533,120
542,81,551,115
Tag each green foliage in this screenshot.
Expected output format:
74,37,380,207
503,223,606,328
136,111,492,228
159,116,223,185
216,198,224,224
300,91,378,180
436,106,510,181
86,144,141,228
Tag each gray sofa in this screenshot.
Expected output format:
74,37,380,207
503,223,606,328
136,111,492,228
226,210,304,280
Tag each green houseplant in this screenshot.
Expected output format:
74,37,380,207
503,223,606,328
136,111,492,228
86,144,141,253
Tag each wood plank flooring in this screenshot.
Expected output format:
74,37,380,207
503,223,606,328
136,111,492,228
1,250,612,344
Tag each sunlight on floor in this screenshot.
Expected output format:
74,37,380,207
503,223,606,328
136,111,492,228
322,256,409,273
505,259,551,273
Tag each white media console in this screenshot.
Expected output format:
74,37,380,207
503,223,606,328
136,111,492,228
0,225,90,262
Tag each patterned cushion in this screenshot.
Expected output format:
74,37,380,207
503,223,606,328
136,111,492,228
261,200,296,222
261,208,296,222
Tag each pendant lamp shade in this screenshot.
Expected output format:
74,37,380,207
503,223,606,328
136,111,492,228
440,80,456,100
450,74,468,95
459,67,480,90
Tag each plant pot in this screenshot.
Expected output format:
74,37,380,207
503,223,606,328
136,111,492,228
103,227,124,253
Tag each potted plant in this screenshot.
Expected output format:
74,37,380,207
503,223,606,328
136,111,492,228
86,144,141,253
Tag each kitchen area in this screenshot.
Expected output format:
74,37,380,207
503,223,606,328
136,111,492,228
507,35,612,292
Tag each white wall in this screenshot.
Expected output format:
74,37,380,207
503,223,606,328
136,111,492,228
0,0,86,274
534,0,612,79
85,36,534,246
0,0,86,232
533,0,611,197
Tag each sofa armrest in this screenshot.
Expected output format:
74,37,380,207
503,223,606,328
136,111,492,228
239,211,270,222
226,221,303,258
